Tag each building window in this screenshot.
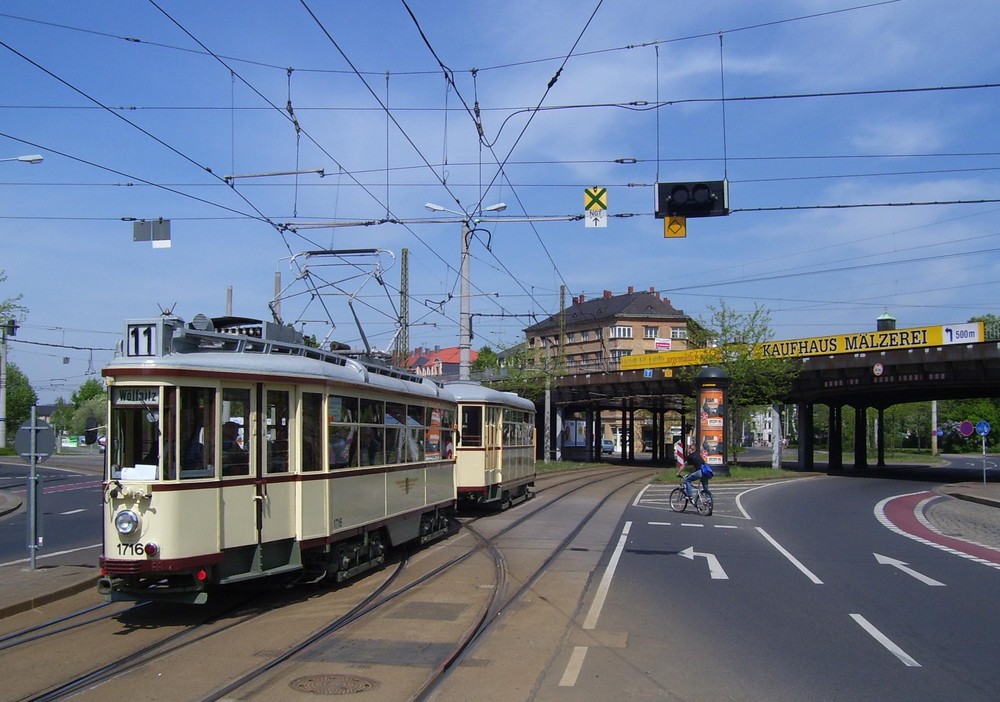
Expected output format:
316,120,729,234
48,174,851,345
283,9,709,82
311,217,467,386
671,327,687,340
644,326,658,339
610,325,632,339
611,349,631,361
568,331,576,342
582,330,590,341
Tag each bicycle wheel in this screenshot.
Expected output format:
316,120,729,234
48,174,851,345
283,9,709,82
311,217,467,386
696,490,713,516
669,486,688,513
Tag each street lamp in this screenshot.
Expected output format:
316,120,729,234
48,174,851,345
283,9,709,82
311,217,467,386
424,201,506,380
0,154,44,165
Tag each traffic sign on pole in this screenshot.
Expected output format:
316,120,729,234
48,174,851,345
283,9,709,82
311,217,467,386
15,419,55,463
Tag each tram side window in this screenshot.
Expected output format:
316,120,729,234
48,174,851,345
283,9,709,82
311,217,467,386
406,404,425,462
384,402,406,464
359,398,384,467
266,389,290,474
328,394,358,469
301,392,323,472
460,406,482,447
486,407,502,448
179,387,215,479
440,408,455,459
426,407,454,461
109,386,161,480
221,388,250,476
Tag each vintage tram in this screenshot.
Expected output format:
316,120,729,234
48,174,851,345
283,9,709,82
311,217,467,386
98,314,457,603
445,380,536,508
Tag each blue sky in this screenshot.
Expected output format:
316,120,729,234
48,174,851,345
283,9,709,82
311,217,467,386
2,0,1000,402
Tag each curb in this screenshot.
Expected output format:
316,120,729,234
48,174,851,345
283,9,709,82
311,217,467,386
944,491,1000,510
0,493,22,518
0,576,98,620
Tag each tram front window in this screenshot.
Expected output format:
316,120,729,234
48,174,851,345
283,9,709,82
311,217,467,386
109,386,161,480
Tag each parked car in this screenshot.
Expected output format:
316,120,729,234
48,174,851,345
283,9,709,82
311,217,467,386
601,438,615,454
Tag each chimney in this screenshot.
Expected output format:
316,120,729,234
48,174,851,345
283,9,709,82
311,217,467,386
627,285,634,294
603,290,613,299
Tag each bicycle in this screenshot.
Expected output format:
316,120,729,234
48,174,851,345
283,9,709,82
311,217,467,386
669,478,713,516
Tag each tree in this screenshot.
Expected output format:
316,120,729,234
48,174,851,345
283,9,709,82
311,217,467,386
71,395,105,436
52,379,108,438
0,268,28,324
470,345,499,373
48,398,75,436
71,378,105,406
474,343,549,403
682,301,799,467
3,363,37,442
969,313,1000,341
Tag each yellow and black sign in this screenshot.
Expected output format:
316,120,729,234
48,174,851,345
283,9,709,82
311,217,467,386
584,187,607,211
664,216,686,238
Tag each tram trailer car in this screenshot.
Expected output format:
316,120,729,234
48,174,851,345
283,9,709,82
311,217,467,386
98,314,458,604
445,380,536,509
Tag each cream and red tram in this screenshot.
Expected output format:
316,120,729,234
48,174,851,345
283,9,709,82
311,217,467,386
445,381,536,508
98,315,457,603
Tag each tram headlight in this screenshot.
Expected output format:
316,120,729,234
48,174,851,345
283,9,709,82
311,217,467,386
114,510,140,536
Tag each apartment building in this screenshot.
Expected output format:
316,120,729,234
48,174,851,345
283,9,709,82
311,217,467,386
524,286,692,374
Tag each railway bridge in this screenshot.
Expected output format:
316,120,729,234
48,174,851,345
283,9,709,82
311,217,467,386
548,323,1000,471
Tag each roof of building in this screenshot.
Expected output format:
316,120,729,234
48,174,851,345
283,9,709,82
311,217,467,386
524,288,685,334
403,346,478,369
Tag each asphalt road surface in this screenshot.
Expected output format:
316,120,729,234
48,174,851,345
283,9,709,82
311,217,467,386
546,474,1000,701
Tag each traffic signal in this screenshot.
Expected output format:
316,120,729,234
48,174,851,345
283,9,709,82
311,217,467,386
85,418,99,445
655,180,729,218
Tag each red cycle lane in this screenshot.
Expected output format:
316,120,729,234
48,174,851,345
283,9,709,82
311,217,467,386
876,491,1000,569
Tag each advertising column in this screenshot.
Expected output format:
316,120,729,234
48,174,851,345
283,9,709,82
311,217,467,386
694,367,730,474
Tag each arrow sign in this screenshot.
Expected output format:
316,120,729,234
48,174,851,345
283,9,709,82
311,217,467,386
679,546,729,580
874,553,945,587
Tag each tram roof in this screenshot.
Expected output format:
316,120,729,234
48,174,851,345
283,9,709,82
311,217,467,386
443,380,535,411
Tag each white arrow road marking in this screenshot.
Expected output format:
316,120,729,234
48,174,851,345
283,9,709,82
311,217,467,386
679,546,729,580
874,553,946,587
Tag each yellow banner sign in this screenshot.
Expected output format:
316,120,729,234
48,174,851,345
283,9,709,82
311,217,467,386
619,323,984,370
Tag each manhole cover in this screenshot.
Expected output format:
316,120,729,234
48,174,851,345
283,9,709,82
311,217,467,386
289,674,380,695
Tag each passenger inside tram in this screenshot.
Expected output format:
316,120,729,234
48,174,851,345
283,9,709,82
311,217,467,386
222,421,249,475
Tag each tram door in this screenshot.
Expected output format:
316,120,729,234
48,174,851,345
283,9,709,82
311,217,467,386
220,386,256,551
257,386,296,546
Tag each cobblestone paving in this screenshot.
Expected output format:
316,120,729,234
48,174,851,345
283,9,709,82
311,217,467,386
924,496,1000,550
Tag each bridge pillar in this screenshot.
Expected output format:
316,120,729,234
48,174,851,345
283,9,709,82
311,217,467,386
876,407,886,467
828,404,844,472
853,405,869,471
798,403,814,471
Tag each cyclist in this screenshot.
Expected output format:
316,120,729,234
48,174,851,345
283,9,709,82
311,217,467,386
679,449,714,499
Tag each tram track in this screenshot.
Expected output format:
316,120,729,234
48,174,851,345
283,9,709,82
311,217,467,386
9,465,651,701
197,466,652,701
0,601,134,653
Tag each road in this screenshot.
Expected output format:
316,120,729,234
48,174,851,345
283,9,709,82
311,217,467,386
0,452,103,567
552,473,1000,701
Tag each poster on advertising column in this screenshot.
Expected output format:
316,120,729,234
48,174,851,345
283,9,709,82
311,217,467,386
698,388,726,466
